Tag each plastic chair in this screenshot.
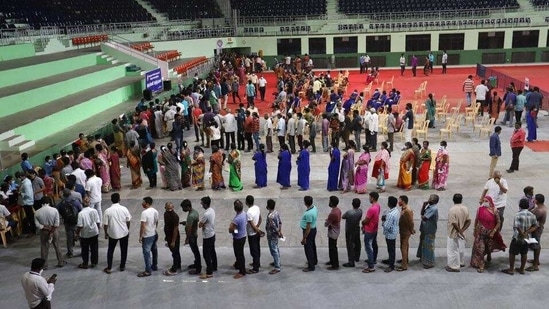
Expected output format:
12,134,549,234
1,225,12,248
415,120,430,139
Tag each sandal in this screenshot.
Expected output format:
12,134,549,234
137,271,151,277
525,266,539,272
362,268,375,273
477,268,484,273
514,267,525,275
269,269,280,275
501,269,514,275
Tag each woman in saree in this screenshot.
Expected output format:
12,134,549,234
180,141,192,188
163,143,182,191
397,142,415,190
327,141,340,191
297,140,311,191
417,140,432,190
191,146,206,191
338,140,356,193
111,118,126,156
425,93,436,128
209,145,226,190
432,141,449,191
228,143,243,191
276,143,291,189
371,141,391,193
470,195,507,273
126,141,142,189
109,145,122,191
94,144,111,193
253,143,268,188
354,145,371,194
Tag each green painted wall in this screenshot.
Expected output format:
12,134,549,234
0,54,98,88
0,43,35,61
0,65,127,117
14,80,142,141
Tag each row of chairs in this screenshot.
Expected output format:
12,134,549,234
156,50,182,62
174,56,208,75
369,17,531,32
243,27,264,33
131,42,154,53
279,25,311,33
338,24,365,31
71,34,108,47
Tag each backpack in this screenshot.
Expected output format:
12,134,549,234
58,199,78,225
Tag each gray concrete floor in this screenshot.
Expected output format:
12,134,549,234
2,113,549,309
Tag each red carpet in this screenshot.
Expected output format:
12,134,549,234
525,140,549,152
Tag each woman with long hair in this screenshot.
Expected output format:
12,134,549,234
228,143,243,191
126,141,142,189
339,140,356,193
354,145,371,194
470,196,506,273
297,140,311,191
417,140,432,190
425,93,436,128
276,143,292,189
109,145,122,191
432,141,450,191
253,143,268,188
327,141,340,191
371,141,391,193
95,144,111,193
191,146,206,191
397,142,415,190
163,143,182,191
209,145,226,190
179,141,192,188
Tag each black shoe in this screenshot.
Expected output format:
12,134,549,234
325,261,332,266
506,169,514,173
327,266,339,270
188,264,197,269
343,263,355,267
381,259,390,265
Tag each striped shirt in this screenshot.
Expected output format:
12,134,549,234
513,209,538,240
383,207,401,240
463,78,474,93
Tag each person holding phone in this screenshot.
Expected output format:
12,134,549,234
21,258,56,309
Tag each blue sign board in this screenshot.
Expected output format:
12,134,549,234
145,68,163,93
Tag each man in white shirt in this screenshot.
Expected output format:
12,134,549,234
296,113,307,150
368,108,379,151
441,50,448,74
475,80,489,117
70,162,87,187
287,114,297,153
102,193,131,274
21,258,56,309
84,169,103,223
34,197,65,269
76,195,100,269
138,196,159,277
276,114,286,149
223,108,237,151
246,195,262,273
480,170,509,228
399,53,406,76
258,75,267,101
263,113,273,152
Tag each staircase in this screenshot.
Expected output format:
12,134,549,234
0,131,35,152
135,0,168,22
517,0,535,11
325,0,348,20
33,38,50,53
215,0,232,24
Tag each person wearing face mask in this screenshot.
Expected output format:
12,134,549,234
417,141,432,190
21,258,57,309
470,196,506,273
432,141,450,191
417,194,439,269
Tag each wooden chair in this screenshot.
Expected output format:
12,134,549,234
415,120,430,139
480,117,496,138
1,224,12,248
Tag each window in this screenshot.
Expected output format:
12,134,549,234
277,38,301,56
405,34,431,52
438,33,464,51
512,30,539,48
308,38,326,54
333,36,358,54
478,32,504,49
366,35,391,53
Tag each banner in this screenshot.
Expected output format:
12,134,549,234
145,68,163,93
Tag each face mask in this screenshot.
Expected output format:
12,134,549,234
482,202,490,208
